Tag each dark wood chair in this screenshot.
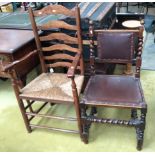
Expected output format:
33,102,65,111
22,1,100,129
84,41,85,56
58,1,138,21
2,5,85,140
80,21,147,150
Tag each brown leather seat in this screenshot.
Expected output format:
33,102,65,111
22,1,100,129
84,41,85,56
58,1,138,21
83,75,145,108
20,73,84,103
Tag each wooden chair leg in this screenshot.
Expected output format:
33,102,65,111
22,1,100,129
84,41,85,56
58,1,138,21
18,99,32,133
71,78,84,142
10,74,32,133
90,106,97,116
136,123,145,151
82,121,90,144
136,108,147,150
131,109,138,119
80,104,89,144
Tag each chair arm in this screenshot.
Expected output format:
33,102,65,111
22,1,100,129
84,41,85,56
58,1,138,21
67,52,81,78
2,50,38,73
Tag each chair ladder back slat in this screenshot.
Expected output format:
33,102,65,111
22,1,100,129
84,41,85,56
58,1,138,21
44,54,75,61
33,5,76,17
46,62,72,68
37,21,77,31
46,62,81,70
42,44,80,53
40,32,78,44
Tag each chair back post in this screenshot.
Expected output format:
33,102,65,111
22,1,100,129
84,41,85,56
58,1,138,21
28,7,47,73
75,5,84,75
136,26,144,78
89,20,95,75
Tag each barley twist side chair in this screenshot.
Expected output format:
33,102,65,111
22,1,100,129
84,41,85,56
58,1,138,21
3,4,85,140
80,21,147,150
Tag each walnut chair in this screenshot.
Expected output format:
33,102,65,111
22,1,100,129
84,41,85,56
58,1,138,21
80,21,147,150
3,5,85,140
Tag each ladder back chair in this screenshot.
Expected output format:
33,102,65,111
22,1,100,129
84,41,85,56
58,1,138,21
80,21,147,150
3,5,85,139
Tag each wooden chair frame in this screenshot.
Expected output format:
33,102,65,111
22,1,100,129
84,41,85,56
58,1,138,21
3,4,85,140
80,20,147,150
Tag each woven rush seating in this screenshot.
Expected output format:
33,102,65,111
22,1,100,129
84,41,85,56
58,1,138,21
20,73,84,103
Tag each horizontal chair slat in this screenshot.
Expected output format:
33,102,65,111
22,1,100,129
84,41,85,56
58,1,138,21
26,112,77,121
38,20,77,30
47,62,72,68
44,54,75,61
33,5,76,17
95,58,132,64
30,124,79,134
40,32,78,44
42,44,80,53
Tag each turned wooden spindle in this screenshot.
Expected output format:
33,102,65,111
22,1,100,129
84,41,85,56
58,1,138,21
136,26,143,78
89,20,95,75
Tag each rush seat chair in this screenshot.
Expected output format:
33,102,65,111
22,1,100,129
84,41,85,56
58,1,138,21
3,4,85,140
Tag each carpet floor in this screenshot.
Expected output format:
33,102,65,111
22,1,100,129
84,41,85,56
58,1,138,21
142,33,155,70
0,70,155,152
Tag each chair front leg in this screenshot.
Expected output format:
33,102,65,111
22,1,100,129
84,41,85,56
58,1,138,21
80,103,90,144
70,77,83,141
18,99,32,133
136,108,147,151
10,75,32,133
